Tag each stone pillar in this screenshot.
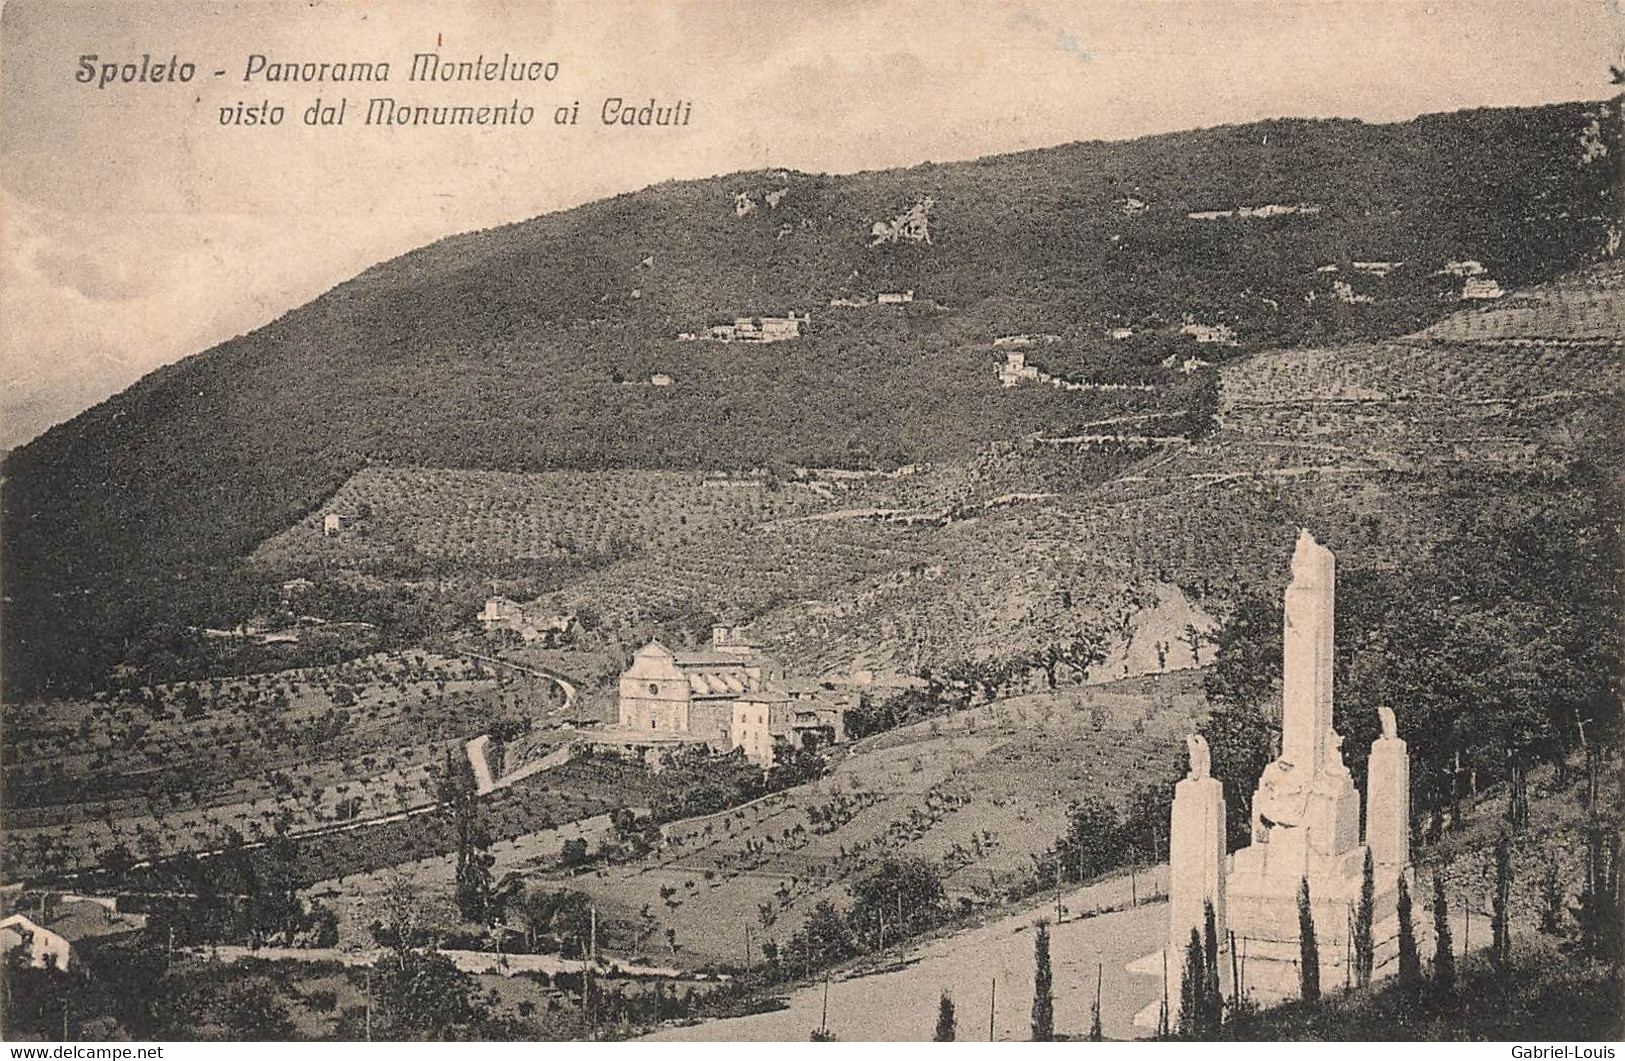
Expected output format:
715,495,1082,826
1282,529,1336,773
1168,735,1229,1010
1366,707,1410,869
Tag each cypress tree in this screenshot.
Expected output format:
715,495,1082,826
934,990,955,1041
1354,847,1376,987
1491,833,1512,970
1179,926,1205,1037
1030,920,1054,1041
1202,900,1222,1032
1432,872,1456,993
1396,872,1421,986
1089,963,1104,1041
1297,876,1321,1005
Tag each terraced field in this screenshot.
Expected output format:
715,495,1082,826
0,652,549,880
252,467,835,572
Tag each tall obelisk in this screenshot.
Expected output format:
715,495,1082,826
1282,528,1336,773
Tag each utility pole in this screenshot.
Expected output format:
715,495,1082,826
988,977,997,1041
745,922,752,974
365,966,372,1041
820,970,830,1037
590,905,598,964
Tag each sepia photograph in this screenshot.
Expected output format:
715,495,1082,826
0,0,1621,1045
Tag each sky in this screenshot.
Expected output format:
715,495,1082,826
1,0,1620,448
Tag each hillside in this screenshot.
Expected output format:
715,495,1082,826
2,99,1619,699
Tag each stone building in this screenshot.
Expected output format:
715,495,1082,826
617,625,784,747
615,626,853,767
706,313,809,343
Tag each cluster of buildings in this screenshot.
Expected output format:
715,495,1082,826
1179,318,1239,345
612,624,849,768
679,312,810,343
478,596,580,645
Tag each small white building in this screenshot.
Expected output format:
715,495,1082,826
0,914,72,970
1461,277,1505,300
322,513,343,537
650,373,674,387
1108,327,1134,340
877,290,914,304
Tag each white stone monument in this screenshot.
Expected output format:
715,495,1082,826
1132,529,1414,1024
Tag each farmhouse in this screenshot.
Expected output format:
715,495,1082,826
1462,277,1506,300
0,898,146,972
706,313,809,342
877,290,914,304
1161,353,1212,374
1179,319,1238,345
998,350,1041,387
478,596,525,629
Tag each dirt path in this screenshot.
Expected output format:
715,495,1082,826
644,867,1170,1042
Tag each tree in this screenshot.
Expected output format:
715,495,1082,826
1202,900,1221,1025
934,991,956,1041
1053,795,1124,884
1491,832,1513,971
1031,920,1054,1041
1196,623,1278,853
848,857,944,945
376,948,487,1039
1178,927,1206,1037
1088,964,1104,1041
215,982,295,1040
439,749,494,923
1297,877,1320,1006
1537,859,1566,935
1354,847,1376,987
1396,872,1421,986
1572,820,1622,964
1431,873,1456,994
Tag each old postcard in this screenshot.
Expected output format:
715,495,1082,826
1,0,1621,1046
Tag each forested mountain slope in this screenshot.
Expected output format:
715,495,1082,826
2,100,1618,698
